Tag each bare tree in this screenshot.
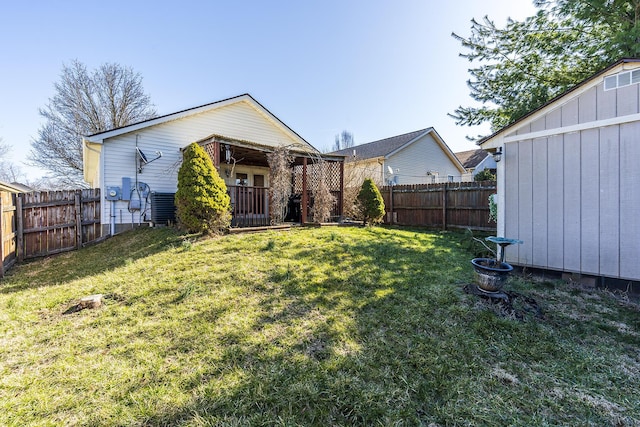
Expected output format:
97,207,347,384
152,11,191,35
341,154,384,220
29,60,157,187
267,145,294,224
333,130,355,151
0,138,8,158
0,138,24,183
310,156,336,223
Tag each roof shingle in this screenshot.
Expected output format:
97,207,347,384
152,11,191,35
329,128,432,159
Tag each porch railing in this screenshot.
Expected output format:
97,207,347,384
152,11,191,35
229,185,270,227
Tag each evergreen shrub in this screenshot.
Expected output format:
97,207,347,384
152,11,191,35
357,178,385,226
175,142,231,234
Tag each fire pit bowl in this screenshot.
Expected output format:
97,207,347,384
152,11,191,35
471,257,514,293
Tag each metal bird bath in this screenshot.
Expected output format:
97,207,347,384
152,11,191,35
471,236,523,293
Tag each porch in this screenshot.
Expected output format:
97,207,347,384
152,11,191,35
199,135,344,228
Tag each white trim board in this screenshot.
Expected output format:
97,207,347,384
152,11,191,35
503,112,640,143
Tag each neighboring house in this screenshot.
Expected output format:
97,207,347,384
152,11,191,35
480,58,640,288
455,148,496,177
0,181,28,193
330,128,468,186
83,94,343,234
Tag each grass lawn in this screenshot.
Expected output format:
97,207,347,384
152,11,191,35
0,226,639,426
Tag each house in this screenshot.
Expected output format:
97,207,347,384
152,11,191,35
83,94,344,234
455,148,496,177
480,58,640,290
0,181,27,193
330,128,469,186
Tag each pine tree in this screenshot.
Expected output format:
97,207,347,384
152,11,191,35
357,178,385,226
175,143,231,234
452,0,640,135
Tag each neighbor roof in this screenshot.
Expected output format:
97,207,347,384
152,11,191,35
455,149,489,169
330,128,433,159
0,181,30,193
330,127,465,172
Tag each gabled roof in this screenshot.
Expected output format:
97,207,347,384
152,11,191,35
329,127,465,172
0,181,30,193
84,93,316,152
455,149,489,169
480,58,640,147
330,128,428,159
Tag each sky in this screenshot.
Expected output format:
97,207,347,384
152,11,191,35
0,0,537,182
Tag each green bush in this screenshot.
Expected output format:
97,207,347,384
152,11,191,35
357,178,385,225
175,142,231,234
474,169,496,181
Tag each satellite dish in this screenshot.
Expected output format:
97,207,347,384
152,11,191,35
387,166,394,175
136,147,162,173
136,147,149,164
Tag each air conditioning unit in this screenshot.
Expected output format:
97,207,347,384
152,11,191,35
150,192,176,226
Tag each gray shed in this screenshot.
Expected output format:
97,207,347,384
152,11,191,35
480,58,640,288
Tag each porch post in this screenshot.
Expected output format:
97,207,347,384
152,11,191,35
301,157,308,224
213,140,220,168
339,160,344,219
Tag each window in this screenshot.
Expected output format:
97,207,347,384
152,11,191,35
235,173,248,186
604,69,640,91
604,75,617,90
619,72,631,87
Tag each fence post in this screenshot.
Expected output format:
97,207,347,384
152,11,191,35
338,161,344,219
16,193,23,263
301,157,307,224
389,185,394,224
442,184,447,231
75,190,83,249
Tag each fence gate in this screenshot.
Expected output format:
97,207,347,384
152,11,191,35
0,191,18,277
17,189,102,261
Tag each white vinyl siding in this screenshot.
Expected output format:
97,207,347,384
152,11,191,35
386,133,462,185
99,100,305,225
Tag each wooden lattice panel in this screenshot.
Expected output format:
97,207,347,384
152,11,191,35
203,142,217,165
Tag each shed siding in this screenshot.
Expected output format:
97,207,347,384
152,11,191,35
100,101,303,224
489,62,640,281
597,82,616,120
504,143,519,262
562,98,579,126
579,87,597,124
619,121,640,279
617,83,639,116
599,126,619,277
580,129,600,275
387,133,462,185
532,138,548,268
562,132,581,272
517,140,533,265
546,134,564,270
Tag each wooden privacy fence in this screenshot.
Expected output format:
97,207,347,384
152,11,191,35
0,189,103,277
381,181,496,231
